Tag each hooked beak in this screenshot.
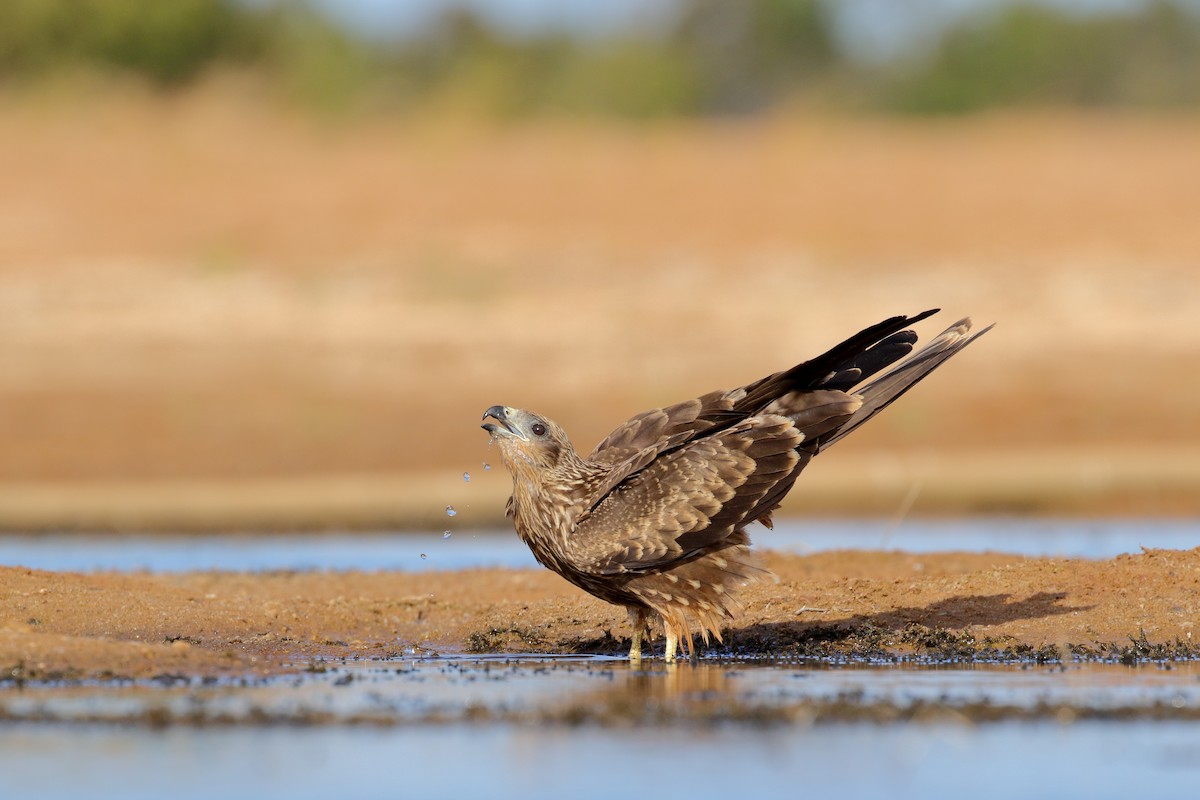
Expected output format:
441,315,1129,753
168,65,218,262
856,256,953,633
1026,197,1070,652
481,405,527,441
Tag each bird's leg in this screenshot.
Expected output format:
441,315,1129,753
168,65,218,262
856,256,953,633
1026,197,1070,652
627,608,646,661
687,632,698,666
664,630,678,663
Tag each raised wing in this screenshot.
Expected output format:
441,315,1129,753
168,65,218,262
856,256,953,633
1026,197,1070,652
813,316,992,451
569,311,991,575
585,390,743,467
566,415,804,576
587,309,941,465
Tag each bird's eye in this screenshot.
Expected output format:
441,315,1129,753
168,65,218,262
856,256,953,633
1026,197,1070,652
531,422,547,437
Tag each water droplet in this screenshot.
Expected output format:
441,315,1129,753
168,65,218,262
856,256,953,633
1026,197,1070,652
442,530,452,540
445,506,457,517
483,462,491,471
462,472,470,482
420,553,427,560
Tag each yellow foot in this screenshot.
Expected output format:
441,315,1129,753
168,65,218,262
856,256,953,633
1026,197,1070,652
665,631,678,663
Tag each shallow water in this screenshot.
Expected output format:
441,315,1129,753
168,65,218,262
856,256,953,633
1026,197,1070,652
3,658,1200,799
3,720,1200,799
5,657,1199,725
2,517,1196,573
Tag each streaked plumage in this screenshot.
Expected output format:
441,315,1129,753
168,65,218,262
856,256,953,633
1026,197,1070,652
482,310,990,661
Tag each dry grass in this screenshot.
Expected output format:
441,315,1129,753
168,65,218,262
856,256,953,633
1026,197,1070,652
1,93,1198,526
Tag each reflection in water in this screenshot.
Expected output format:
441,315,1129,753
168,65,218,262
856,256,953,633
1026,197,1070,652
555,661,735,724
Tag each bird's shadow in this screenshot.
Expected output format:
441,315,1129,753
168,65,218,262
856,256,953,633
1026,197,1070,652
724,591,1093,657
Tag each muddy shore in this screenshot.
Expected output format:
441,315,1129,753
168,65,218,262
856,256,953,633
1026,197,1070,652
4,546,1197,682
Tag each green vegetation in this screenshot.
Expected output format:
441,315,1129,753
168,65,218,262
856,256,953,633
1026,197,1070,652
0,0,262,85
885,2,1200,112
1,0,1198,115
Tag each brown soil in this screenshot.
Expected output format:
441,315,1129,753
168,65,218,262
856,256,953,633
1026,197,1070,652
0,94,1198,524
4,546,1198,681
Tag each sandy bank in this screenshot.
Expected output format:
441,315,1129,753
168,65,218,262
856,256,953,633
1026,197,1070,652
3,546,1197,681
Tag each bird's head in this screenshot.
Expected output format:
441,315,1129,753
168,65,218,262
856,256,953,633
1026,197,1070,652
481,405,575,473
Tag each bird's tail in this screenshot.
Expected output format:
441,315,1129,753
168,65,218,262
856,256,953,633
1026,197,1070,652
815,317,992,452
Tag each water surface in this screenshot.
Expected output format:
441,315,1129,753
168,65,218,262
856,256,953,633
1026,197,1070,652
3,658,1200,799
2,517,1196,573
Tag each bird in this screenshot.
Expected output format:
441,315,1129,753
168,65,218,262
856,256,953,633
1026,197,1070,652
481,309,990,662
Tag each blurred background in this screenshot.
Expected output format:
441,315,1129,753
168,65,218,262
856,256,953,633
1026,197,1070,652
0,0,1198,530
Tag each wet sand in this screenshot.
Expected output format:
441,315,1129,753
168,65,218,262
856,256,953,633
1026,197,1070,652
4,546,1197,681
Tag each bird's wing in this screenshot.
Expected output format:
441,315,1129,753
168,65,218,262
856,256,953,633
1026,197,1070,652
729,309,940,413
587,310,941,465
568,310,988,574
585,390,744,466
582,388,861,512
566,414,805,576
813,317,993,451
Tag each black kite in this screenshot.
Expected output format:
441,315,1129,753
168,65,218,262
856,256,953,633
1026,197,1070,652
482,310,990,662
